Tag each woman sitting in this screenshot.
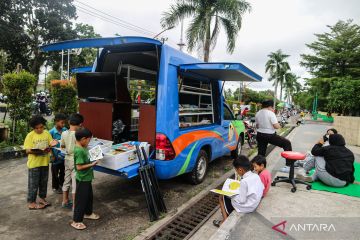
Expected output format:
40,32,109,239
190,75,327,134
301,133,355,187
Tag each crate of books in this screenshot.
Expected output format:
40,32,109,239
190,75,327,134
96,142,150,170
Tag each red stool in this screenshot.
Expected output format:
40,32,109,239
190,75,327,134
271,151,312,193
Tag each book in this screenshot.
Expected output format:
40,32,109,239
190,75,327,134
89,145,103,162
210,178,241,197
31,148,49,152
52,147,67,155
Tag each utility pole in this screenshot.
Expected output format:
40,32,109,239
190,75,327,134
67,49,70,80
273,78,278,109
60,50,64,80
44,64,47,91
238,82,242,105
177,19,185,51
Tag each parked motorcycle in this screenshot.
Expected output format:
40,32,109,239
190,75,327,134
32,101,52,116
280,115,288,128
244,121,257,149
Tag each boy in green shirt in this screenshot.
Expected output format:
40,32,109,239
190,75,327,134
71,128,100,230
24,115,58,210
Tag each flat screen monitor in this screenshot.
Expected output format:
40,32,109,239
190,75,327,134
77,72,116,100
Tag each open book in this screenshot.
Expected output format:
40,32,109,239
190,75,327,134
52,147,67,155
89,145,103,162
210,178,241,197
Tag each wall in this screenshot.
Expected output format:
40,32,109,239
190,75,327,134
333,116,360,146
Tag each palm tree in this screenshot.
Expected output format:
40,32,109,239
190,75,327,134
265,49,290,107
284,72,301,104
161,0,251,62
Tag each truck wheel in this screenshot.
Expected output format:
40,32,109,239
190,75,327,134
188,149,208,185
231,135,243,159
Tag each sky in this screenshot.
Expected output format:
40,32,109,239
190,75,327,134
69,0,360,92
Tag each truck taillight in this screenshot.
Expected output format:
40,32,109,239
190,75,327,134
156,133,175,160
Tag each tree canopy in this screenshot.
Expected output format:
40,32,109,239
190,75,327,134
161,0,251,62
0,0,77,76
265,49,291,105
297,20,360,115
301,20,360,79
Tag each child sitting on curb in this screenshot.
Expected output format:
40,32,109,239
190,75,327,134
71,128,100,230
213,155,264,227
251,155,271,197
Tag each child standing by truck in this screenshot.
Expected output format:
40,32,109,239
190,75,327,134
24,115,58,210
61,113,84,209
49,113,67,194
71,128,100,230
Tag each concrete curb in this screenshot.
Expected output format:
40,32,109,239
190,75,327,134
208,126,296,240
209,212,245,240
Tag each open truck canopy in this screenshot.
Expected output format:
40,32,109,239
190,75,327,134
40,36,162,52
41,37,261,83
179,63,262,82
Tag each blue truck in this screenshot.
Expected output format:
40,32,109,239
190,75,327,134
41,36,262,184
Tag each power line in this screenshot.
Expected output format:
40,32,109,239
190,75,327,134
74,0,180,48
75,5,154,37
75,0,157,36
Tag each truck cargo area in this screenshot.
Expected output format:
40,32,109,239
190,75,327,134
78,43,160,148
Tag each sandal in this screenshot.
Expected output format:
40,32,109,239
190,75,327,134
84,213,100,220
213,220,222,228
39,198,52,207
39,201,52,208
71,222,87,230
28,204,46,210
62,201,73,209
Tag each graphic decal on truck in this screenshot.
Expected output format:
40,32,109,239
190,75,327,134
172,130,224,156
177,142,198,175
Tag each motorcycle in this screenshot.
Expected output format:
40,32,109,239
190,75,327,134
244,121,257,149
32,101,52,116
280,115,288,128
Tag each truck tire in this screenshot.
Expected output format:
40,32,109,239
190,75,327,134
231,135,243,159
188,149,208,185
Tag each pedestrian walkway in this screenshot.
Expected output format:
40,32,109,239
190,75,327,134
193,123,360,240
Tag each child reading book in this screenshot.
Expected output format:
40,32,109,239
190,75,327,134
24,115,58,210
251,155,271,197
213,155,263,227
49,113,67,194
71,128,100,230
61,113,84,209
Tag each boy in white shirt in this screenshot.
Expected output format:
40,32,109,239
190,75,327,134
214,155,264,227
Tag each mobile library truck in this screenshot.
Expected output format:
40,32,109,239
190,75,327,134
41,36,262,184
